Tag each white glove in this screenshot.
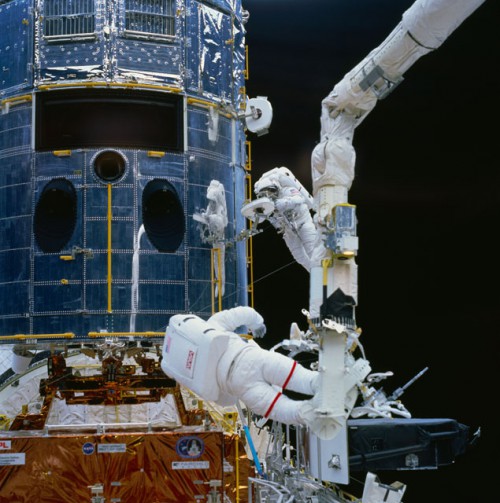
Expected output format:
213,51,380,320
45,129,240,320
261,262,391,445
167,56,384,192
252,324,267,338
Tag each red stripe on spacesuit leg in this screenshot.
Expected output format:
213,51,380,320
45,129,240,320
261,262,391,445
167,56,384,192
281,360,297,390
263,361,298,419
263,392,282,419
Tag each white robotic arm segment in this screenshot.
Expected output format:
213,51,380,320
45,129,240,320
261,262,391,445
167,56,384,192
311,131,356,199
321,0,486,130
323,23,428,124
402,0,486,50
310,0,487,265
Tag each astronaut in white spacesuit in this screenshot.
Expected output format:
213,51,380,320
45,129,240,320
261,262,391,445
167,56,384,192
193,179,228,296
251,167,323,272
199,180,228,242
209,306,318,424
161,306,339,439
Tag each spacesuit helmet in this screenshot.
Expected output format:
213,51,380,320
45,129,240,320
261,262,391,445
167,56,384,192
206,180,224,201
254,178,279,199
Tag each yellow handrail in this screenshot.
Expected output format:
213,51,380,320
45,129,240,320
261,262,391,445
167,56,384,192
187,97,217,109
186,97,234,118
0,94,32,109
37,81,182,93
0,333,75,340
244,45,249,80
211,247,223,314
244,141,255,308
235,433,240,503
107,184,112,313
52,150,72,157
88,331,164,338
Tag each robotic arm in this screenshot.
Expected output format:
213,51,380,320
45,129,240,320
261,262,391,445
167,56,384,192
323,0,487,123
314,0,486,211
307,0,488,478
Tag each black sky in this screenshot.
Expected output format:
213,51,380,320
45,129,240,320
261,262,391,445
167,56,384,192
242,1,499,501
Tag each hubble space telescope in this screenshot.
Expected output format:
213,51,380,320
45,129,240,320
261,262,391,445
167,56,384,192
0,0,485,502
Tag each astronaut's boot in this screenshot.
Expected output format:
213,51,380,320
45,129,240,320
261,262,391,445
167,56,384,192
298,399,342,440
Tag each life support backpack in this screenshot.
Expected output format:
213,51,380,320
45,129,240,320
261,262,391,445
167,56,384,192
161,314,231,403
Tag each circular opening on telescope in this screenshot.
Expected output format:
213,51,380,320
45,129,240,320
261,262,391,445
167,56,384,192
142,179,185,252
34,178,77,253
93,150,126,182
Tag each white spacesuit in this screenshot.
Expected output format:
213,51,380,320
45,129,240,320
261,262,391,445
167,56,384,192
193,180,228,296
161,306,339,439
251,167,321,272
202,180,228,241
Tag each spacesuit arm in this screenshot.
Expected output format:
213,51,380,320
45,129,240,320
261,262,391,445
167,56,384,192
208,306,266,337
274,187,308,213
203,213,226,235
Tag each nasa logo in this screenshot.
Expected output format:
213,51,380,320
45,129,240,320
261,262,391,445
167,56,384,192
185,350,195,370
82,442,95,455
0,440,11,450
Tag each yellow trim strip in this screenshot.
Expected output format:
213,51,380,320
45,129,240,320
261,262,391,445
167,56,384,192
0,94,32,108
0,333,75,340
247,222,255,308
235,433,240,503
322,258,333,286
186,97,234,119
147,151,165,158
244,141,255,308
53,150,72,157
37,82,182,93
88,332,164,338
211,247,223,314
187,97,217,109
244,44,249,80
107,184,112,313
244,141,252,172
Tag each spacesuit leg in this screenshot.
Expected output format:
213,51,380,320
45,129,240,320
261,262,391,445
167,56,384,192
295,214,318,259
227,347,340,439
258,349,317,396
282,228,311,271
226,347,311,422
238,382,307,425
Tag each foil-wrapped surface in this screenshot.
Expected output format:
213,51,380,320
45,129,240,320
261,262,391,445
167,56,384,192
0,429,252,502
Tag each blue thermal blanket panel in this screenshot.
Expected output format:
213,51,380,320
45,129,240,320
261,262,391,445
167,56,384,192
0,0,33,97
0,0,248,339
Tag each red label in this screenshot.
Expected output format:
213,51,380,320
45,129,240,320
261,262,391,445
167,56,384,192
185,350,195,370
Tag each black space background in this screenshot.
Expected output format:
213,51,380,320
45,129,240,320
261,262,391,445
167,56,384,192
242,1,499,501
